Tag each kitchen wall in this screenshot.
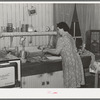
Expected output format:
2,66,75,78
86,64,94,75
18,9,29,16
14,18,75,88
0,3,54,50
0,3,53,31
53,3,75,29
1,3,100,50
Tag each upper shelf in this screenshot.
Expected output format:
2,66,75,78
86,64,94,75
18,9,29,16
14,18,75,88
1,32,57,37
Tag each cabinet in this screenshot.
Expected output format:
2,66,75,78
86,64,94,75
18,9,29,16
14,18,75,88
21,71,64,88
22,74,43,88
47,71,64,88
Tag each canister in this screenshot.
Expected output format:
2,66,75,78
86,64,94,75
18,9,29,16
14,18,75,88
26,24,29,32
21,24,29,32
7,23,13,32
21,24,26,32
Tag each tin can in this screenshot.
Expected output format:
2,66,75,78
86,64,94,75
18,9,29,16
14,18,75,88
21,24,29,32
21,24,26,32
26,24,29,32
7,23,13,32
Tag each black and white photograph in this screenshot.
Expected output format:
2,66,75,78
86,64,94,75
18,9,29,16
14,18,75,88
0,1,100,91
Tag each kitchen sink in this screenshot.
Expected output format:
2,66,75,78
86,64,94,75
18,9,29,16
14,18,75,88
0,47,62,63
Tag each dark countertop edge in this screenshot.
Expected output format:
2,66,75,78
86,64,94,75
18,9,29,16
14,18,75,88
21,56,91,77
21,60,62,77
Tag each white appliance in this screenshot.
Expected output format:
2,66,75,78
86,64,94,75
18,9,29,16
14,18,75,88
0,59,21,88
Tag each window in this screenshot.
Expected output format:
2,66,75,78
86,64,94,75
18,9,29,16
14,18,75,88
70,5,82,49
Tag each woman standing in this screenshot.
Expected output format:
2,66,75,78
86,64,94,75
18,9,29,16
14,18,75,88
43,22,85,88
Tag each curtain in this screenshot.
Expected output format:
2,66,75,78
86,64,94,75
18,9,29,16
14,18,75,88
53,4,75,29
76,4,94,43
92,4,100,29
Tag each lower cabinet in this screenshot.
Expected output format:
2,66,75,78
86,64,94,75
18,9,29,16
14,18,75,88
47,71,64,88
22,71,64,88
22,74,43,88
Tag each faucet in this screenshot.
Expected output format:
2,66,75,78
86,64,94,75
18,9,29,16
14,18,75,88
19,36,26,46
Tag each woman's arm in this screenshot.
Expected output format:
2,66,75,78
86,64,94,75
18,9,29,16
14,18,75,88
44,49,59,55
43,37,64,55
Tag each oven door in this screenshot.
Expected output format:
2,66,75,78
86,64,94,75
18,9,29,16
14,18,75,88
0,59,21,88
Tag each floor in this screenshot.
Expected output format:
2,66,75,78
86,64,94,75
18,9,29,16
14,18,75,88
82,74,95,88
81,69,97,88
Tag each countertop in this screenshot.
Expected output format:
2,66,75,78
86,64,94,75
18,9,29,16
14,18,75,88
22,56,91,77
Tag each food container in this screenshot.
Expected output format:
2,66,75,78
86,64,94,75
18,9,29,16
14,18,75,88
21,24,26,32
26,24,29,32
6,23,13,32
21,24,29,32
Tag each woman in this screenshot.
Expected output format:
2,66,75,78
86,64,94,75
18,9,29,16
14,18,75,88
43,22,85,88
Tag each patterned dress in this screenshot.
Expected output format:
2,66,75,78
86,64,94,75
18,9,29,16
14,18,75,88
56,33,85,88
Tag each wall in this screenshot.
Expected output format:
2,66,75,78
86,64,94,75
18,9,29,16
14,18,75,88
1,3,100,50
0,3,54,50
0,3,53,31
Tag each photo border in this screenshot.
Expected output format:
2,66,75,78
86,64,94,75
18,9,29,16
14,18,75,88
0,0,100,99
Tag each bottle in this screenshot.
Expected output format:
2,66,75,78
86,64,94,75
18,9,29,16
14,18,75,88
21,47,26,59
15,46,19,57
7,23,13,32
20,47,27,63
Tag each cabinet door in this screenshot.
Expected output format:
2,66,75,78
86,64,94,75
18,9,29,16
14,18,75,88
47,71,64,88
41,73,50,88
22,74,43,88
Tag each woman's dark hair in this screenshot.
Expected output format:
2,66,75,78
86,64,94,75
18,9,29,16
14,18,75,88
57,22,70,33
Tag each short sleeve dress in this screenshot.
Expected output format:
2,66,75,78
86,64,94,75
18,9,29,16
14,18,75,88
56,33,85,88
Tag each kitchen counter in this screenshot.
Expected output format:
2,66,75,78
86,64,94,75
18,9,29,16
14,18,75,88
21,55,91,88
22,56,91,77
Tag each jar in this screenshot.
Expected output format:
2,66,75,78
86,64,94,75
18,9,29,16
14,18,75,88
26,24,29,32
7,23,13,32
21,24,26,32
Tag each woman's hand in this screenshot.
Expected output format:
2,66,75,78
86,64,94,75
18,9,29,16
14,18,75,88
43,48,49,53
